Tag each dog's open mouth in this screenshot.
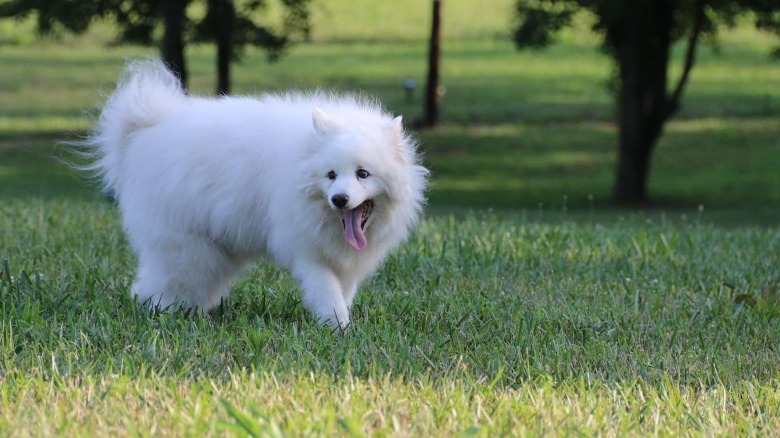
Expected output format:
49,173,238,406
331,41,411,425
341,200,373,251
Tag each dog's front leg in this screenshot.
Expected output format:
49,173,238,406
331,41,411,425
292,261,350,328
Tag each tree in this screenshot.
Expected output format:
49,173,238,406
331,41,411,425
0,0,311,95
194,0,310,95
111,0,190,87
0,0,106,34
161,0,190,87
423,0,443,128
513,0,779,205
0,0,190,84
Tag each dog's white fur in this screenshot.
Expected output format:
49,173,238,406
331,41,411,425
83,60,428,327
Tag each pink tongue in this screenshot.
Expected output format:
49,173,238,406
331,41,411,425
342,207,367,250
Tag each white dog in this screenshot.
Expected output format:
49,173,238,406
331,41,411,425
83,60,428,327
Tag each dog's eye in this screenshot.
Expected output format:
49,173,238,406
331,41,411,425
356,169,370,179
327,171,336,180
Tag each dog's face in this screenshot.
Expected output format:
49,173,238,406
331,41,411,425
323,164,379,251
304,108,406,250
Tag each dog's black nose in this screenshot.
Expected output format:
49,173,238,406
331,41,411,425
331,194,349,209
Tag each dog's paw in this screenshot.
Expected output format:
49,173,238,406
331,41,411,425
316,308,350,330
324,314,351,330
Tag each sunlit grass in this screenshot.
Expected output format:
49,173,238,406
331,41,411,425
5,371,780,436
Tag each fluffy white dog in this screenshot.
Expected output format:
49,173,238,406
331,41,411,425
83,60,428,327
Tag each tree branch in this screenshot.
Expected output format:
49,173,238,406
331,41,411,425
666,0,706,120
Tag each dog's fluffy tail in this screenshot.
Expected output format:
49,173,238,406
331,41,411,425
80,59,185,194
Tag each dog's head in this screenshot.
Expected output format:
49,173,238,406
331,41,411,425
303,106,427,251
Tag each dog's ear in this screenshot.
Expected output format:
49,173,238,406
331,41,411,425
312,108,340,135
390,116,409,163
390,116,404,137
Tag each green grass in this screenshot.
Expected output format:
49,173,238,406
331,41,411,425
1,39,778,210
1,1,779,435
1,201,779,435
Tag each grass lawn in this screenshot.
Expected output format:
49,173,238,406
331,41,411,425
2,200,779,435
1,0,779,435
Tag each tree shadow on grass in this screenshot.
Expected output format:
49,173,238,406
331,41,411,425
419,118,780,213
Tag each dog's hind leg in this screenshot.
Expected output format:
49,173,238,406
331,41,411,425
131,233,242,311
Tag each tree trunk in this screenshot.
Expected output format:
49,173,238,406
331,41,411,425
423,0,442,128
162,0,189,89
209,0,235,95
611,1,674,205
